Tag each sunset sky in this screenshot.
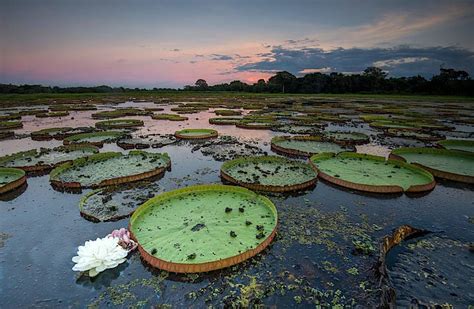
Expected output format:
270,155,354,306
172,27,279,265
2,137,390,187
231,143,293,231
1,0,474,88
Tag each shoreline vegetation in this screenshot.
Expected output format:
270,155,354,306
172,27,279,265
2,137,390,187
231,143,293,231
1,67,473,106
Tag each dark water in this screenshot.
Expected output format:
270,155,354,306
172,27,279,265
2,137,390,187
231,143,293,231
0,101,473,307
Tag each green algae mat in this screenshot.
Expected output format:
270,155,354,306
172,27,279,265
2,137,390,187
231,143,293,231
175,128,218,139
271,136,349,157
437,139,474,153
0,145,99,172
129,184,278,273
221,156,317,192
310,152,435,193
50,151,171,189
390,147,474,183
63,131,124,146
0,167,26,194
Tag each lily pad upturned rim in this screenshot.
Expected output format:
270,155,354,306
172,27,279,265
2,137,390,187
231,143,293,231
0,167,27,194
309,152,436,194
175,128,218,139
389,147,474,184
50,150,171,189
0,144,99,172
95,118,144,129
129,184,278,273
271,135,354,157
63,131,124,147
235,120,275,130
221,155,318,192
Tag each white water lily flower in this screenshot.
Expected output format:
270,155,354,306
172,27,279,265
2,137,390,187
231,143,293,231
72,237,128,277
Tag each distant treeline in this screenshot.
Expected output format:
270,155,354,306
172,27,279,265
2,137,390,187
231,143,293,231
1,67,472,96
184,67,473,96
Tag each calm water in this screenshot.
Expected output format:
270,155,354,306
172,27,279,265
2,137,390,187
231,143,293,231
0,101,473,307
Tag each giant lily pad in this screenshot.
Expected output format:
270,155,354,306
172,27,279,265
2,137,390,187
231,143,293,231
129,184,278,273
31,127,95,141
63,131,124,147
175,128,218,139
310,152,435,193
323,131,369,145
79,182,161,222
0,167,26,195
117,134,177,149
152,113,188,121
209,117,242,125
95,119,144,130
437,139,474,153
50,151,171,189
390,147,474,183
92,108,150,119
0,121,22,130
0,145,99,172
271,136,350,157
221,156,318,192
36,111,70,118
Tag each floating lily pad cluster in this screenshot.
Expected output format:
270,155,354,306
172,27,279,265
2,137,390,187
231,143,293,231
50,150,171,189
129,184,277,273
310,152,435,193
221,155,318,192
0,145,99,172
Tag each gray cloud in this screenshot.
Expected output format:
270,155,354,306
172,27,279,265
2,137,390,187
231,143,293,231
211,54,234,61
236,45,474,77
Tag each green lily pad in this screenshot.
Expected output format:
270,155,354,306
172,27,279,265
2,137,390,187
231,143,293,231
209,117,243,125
0,167,26,194
152,113,188,121
79,182,161,222
271,136,350,157
63,131,124,146
130,184,277,272
390,147,474,182
437,139,474,152
175,128,218,139
221,155,317,191
0,145,99,171
310,152,435,193
0,121,22,130
50,151,171,188
95,119,144,130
